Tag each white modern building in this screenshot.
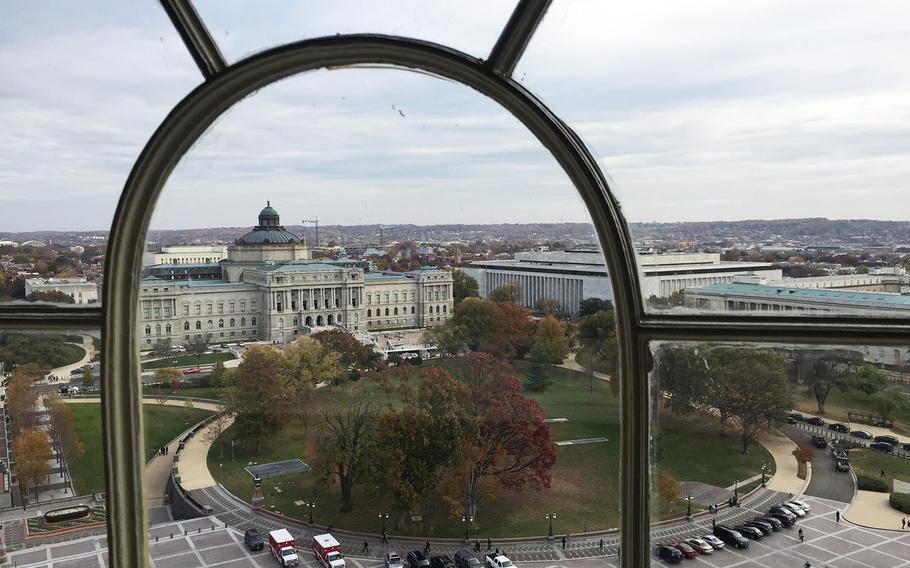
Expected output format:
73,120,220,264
137,203,453,347
25,277,98,304
142,244,229,266
462,250,781,314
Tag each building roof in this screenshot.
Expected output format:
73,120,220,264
235,201,301,245
693,282,910,309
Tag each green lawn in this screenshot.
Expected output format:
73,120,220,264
208,359,775,537
849,449,910,491
142,352,235,370
792,386,910,435
143,385,226,401
68,403,215,495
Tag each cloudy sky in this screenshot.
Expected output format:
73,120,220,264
2,1,910,232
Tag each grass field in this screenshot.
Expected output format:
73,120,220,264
208,360,773,537
849,448,910,491
68,403,214,495
143,385,226,401
142,352,235,370
792,386,910,435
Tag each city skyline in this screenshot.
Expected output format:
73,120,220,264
2,1,910,232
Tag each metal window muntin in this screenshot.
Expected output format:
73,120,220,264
1,21,906,568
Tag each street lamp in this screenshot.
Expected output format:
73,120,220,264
546,512,557,538
305,500,316,524
733,479,739,505
685,495,692,519
462,514,474,541
582,507,590,533
379,512,389,534
761,462,768,487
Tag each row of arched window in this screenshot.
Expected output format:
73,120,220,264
145,317,256,336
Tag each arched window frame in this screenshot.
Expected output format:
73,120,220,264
0,5,895,566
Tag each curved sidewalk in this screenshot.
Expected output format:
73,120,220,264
761,428,808,495
44,333,95,381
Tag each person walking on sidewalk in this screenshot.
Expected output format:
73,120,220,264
487,537,492,551
903,518,906,530
881,468,886,478
561,537,566,550
835,510,840,523
798,528,804,542
361,541,369,554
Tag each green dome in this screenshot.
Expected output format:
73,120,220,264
235,201,301,245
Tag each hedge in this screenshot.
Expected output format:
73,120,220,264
857,474,889,492
891,492,910,515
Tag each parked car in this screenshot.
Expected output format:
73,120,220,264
870,441,894,453
453,550,482,568
484,554,512,568
831,448,848,459
430,556,455,568
734,525,764,540
743,520,773,535
713,525,749,549
768,506,797,526
874,435,900,446
671,541,697,558
851,430,873,439
780,502,806,517
58,385,70,394
407,552,431,568
903,442,910,451
244,529,264,551
788,412,805,422
386,553,404,568
806,416,825,426
655,545,682,563
811,435,829,448
701,535,725,550
834,458,850,472
787,499,812,512
787,415,799,425
684,538,713,554
757,516,783,530
828,423,850,433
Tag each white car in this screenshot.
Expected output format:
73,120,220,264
385,552,403,568
685,538,713,554
781,502,806,517
701,535,725,550
786,499,811,512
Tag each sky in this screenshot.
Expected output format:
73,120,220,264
2,1,910,232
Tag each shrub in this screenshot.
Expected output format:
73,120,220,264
891,492,910,514
857,474,889,492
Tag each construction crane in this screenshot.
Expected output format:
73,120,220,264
379,225,396,247
301,218,319,246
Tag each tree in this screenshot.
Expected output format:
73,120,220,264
533,298,561,316
209,360,225,388
186,336,208,367
452,270,479,304
5,364,39,435
224,345,292,452
577,311,616,345
422,325,467,357
529,316,569,365
153,338,176,366
154,367,183,388
793,349,863,414
710,348,791,454
283,337,343,436
654,346,712,416
658,472,681,503
578,297,613,317
81,364,95,389
311,329,380,371
449,298,495,351
374,368,469,525
24,290,75,304
46,392,85,488
870,390,908,422
316,391,377,512
487,302,537,359
489,283,521,304
14,428,53,509
443,353,556,518
847,364,886,396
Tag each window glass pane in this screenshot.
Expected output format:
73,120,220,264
142,67,621,561
518,1,910,317
0,2,200,305
649,340,909,564
194,0,516,63
0,330,106,560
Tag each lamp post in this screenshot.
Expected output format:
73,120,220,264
462,514,474,541
685,495,692,519
761,462,768,487
305,500,316,524
379,512,389,534
546,512,557,538
582,507,589,533
733,479,739,505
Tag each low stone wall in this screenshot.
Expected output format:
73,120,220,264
166,413,221,520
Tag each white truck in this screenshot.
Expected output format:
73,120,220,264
485,554,514,568
312,533,346,568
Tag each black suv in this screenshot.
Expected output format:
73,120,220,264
806,416,825,426
243,529,264,551
874,435,900,446
828,423,849,433
655,545,683,563
408,551,432,568
713,525,749,549
453,551,481,568
768,506,797,526
811,435,828,448
870,441,894,453
430,556,455,568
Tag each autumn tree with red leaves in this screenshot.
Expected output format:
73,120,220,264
443,353,556,518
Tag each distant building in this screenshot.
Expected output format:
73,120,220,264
19,240,46,248
462,250,780,315
142,244,229,266
25,277,98,304
137,203,453,347
0,240,18,248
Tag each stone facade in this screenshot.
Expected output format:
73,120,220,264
138,204,453,347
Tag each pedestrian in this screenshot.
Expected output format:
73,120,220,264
425,541,431,555
561,536,566,550
798,528,804,543
382,531,388,544
487,537,492,551
362,541,369,554
494,549,499,556
712,518,716,529
598,538,603,551
903,518,907,530
881,468,886,478
474,540,480,552
835,510,840,523
803,561,811,568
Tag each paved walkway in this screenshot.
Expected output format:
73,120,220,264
178,414,235,491
760,429,808,495
845,489,910,531
43,333,95,382
557,352,612,382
